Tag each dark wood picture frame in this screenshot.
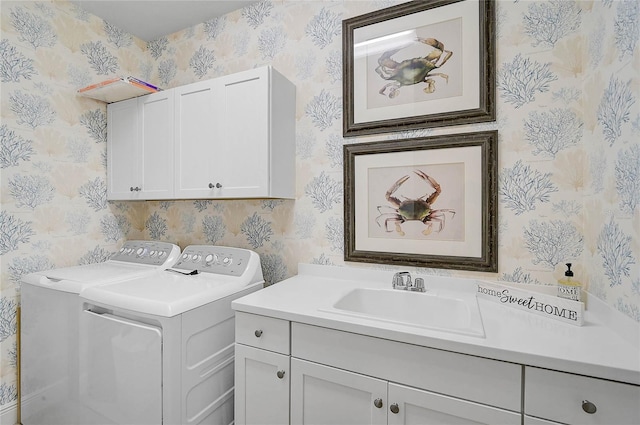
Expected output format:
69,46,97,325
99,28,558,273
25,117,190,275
344,130,498,272
343,0,496,137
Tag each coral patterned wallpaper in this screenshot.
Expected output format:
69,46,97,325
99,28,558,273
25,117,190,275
1,0,638,418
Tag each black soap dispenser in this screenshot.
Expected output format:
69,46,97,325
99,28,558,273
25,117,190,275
557,263,581,302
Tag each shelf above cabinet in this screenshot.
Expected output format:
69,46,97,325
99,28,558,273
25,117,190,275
78,77,161,103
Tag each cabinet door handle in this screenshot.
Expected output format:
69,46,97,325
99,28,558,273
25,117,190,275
208,182,222,189
390,403,399,414
373,398,383,409
582,400,597,414
130,186,141,192
254,329,263,337
276,370,285,379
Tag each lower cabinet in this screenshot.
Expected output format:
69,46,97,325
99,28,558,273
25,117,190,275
290,358,520,425
387,383,520,425
524,366,640,425
234,312,639,425
234,312,521,425
290,358,387,425
235,344,290,425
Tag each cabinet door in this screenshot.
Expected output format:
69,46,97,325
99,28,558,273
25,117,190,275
107,98,140,200
387,383,521,425
215,68,269,198
291,358,387,425
139,91,174,199
235,344,290,425
174,79,223,198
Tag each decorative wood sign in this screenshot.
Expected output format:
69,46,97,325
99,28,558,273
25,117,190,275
477,281,584,326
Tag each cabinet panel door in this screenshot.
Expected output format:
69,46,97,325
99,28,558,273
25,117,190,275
291,358,387,425
107,98,140,200
174,80,221,198
388,383,521,425
139,91,174,199
216,68,269,198
235,344,289,425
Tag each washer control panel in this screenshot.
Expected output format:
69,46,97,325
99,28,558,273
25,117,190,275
171,245,253,277
110,241,180,266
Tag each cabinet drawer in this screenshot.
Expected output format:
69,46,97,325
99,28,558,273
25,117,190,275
525,366,640,424
292,323,522,411
236,312,290,354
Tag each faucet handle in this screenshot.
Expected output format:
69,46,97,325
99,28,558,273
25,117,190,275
392,271,412,290
411,278,425,292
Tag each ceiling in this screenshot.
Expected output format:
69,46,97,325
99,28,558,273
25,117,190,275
70,0,257,42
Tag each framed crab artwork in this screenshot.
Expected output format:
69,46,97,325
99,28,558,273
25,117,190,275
343,130,498,272
342,0,496,136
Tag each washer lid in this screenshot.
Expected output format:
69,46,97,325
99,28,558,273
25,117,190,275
22,262,161,294
81,270,260,317
20,240,181,294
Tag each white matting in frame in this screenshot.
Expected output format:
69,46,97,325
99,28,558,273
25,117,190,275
353,145,482,258
353,0,480,124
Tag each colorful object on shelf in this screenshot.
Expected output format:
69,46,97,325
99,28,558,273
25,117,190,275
77,76,161,103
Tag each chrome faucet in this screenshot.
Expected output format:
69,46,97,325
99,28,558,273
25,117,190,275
392,271,412,290
392,272,425,292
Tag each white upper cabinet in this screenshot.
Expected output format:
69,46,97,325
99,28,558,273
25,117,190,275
175,66,295,199
216,66,296,199
108,66,295,201
139,91,174,199
108,98,139,200
107,91,174,200
174,78,221,199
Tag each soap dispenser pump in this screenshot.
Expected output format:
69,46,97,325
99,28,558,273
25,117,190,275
557,263,581,302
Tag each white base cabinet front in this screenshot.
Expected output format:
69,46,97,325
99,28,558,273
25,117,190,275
388,383,521,425
524,366,640,425
289,358,520,425
291,358,387,425
235,344,290,425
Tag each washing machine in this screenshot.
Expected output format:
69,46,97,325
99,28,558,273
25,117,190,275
78,245,264,425
20,240,181,425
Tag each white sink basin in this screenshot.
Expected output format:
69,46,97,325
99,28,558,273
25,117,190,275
326,288,485,338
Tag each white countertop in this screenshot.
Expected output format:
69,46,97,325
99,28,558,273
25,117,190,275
232,264,640,386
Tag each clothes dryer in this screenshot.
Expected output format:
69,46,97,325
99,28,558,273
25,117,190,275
20,240,180,425
79,245,264,425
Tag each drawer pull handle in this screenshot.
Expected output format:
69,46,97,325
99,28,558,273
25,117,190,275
254,330,263,337
373,398,383,409
276,370,285,379
582,400,597,414
390,403,399,414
